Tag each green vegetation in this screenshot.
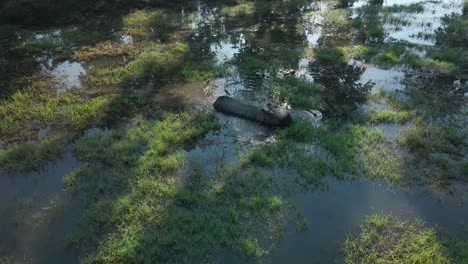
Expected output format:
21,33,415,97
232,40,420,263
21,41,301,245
353,3,384,44
65,113,291,262
343,214,452,264
368,110,411,124
0,133,67,172
179,59,222,82
0,78,116,138
86,43,188,87
220,2,255,17
234,43,303,74
272,77,324,109
436,14,468,48
383,3,425,14
310,47,344,64
339,45,377,60
242,239,265,257
122,9,182,38
402,55,459,76
399,122,467,185
19,30,102,58
71,41,140,61
245,120,404,184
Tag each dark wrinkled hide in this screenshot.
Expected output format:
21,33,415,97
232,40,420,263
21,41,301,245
213,96,292,126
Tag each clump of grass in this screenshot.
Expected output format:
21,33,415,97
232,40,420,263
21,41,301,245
242,239,265,257
401,54,458,76
220,2,255,17
234,43,302,74
179,59,222,82
313,48,345,64
338,45,377,60
0,77,130,138
0,132,70,173
71,41,139,61
383,3,424,14
19,29,101,57
246,120,403,184
71,113,287,262
436,15,468,47
343,214,451,264
399,121,467,186
378,45,406,64
122,9,181,38
399,123,464,155
326,8,351,27
272,77,325,109
448,238,468,263
368,110,411,124
86,43,188,87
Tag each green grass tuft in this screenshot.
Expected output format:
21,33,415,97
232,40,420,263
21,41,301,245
368,110,411,124
343,214,452,264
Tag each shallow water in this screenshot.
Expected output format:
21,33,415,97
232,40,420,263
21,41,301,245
268,179,468,263
0,152,82,263
51,60,86,93
352,0,465,45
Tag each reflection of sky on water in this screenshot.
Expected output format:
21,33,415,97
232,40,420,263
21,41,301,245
352,0,464,45
210,34,246,63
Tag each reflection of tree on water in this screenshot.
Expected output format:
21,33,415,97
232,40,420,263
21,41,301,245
404,76,467,120
353,0,385,44
309,49,368,117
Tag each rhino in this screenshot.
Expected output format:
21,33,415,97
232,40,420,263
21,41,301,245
213,96,292,127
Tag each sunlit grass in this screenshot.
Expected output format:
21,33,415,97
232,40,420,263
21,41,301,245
122,9,181,37
343,214,452,264
66,112,291,262
220,2,255,17
245,120,404,184
368,110,411,124
86,43,189,86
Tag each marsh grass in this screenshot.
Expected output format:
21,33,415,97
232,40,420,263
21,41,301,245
19,30,102,58
245,120,404,184
343,214,452,264
368,110,411,124
220,2,255,17
179,58,223,82
65,113,291,262
383,3,425,14
399,121,467,185
272,77,325,109
234,43,303,75
85,43,189,87
0,77,151,140
122,9,182,38
0,132,72,173
71,41,140,61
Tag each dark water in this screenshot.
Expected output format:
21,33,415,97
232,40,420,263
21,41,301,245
0,152,81,263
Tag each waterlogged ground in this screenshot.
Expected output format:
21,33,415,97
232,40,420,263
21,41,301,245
0,0,467,263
